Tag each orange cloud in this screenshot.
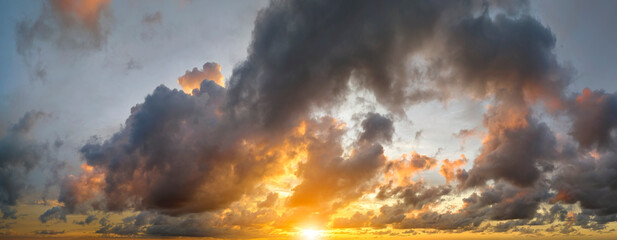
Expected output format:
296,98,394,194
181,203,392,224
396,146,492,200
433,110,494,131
385,151,437,186
52,0,111,31
439,155,468,183
178,62,225,93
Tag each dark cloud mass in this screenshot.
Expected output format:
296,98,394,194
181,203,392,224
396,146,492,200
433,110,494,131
19,0,617,237
1,111,49,219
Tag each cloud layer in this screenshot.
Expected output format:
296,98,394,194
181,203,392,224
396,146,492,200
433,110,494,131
5,0,615,238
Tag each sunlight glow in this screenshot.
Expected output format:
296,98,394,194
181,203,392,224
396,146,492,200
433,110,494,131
301,229,321,240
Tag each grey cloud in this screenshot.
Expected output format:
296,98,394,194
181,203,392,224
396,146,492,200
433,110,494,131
0,111,49,219
224,0,472,133
66,81,279,215
142,11,162,25
567,89,617,151
551,150,617,216
33,229,65,235
462,104,558,188
39,206,67,223
359,113,394,144
74,214,97,225
44,0,617,235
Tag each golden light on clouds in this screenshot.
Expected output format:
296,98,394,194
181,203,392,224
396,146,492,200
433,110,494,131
178,62,225,93
4,0,617,239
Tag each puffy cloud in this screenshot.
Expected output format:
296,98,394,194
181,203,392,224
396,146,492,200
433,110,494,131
461,103,558,188
223,0,473,132
567,88,617,150
178,62,225,93
550,150,617,216
60,81,291,215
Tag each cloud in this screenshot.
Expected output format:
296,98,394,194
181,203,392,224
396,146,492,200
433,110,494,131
257,192,278,208
74,214,98,225
359,112,394,144
0,111,49,219
550,149,617,216
142,11,162,25
439,155,468,183
567,88,617,151
62,81,287,215
178,62,225,93
33,229,65,235
384,151,438,186
461,103,558,188
288,117,387,210
40,0,617,236
39,206,67,223
15,0,112,55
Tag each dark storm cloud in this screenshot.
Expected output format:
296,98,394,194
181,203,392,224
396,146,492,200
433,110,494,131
0,111,49,219
224,0,472,132
442,10,568,102
62,81,287,215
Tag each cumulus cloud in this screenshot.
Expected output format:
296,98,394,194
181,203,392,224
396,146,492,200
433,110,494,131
567,88,617,151
178,62,225,93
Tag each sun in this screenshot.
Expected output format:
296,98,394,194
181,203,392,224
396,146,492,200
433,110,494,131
301,229,321,240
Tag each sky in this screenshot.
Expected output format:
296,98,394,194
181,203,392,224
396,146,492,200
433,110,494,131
1,0,617,239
